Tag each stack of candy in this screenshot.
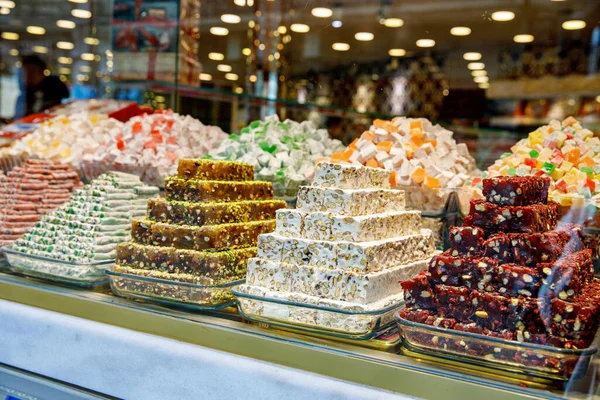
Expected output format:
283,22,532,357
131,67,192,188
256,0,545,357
3,113,121,169
400,175,600,376
209,115,344,198
83,110,227,186
236,162,435,333
478,117,600,207
112,159,286,306
0,160,81,249
12,172,159,263
330,118,477,210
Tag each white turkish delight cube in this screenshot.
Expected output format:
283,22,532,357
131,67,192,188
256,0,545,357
306,240,337,269
297,186,325,212
282,237,311,265
302,212,332,241
246,258,292,292
257,233,285,262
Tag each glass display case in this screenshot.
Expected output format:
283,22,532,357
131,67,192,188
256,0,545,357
1,0,600,398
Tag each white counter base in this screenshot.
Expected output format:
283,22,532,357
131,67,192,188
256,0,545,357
0,299,410,400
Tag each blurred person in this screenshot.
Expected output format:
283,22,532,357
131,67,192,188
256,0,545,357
18,55,69,117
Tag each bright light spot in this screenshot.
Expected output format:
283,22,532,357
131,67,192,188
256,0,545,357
59,67,71,74
80,66,91,72
388,48,406,57
1,32,19,40
208,52,225,61
468,62,485,70
242,48,251,56
416,39,435,48
9,49,18,56
225,73,238,81
513,34,534,43
491,11,515,21
383,18,404,28
234,87,243,94
57,20,76,29
32,46,48,54
26,26,46,35
355,32,374,41
249,75,257,82
562,20,586,30
217,64,232,72
472,70,487,77
210,27,229,36
58,57,73,64
290,23,310,33
57,41,74,50
84,37,100,45
332,42,350,51
199,73,212,81
0,1,15,8
81,53,95,61
278,26,287,34
311,7,332,18
479,82,490,89
221,14,241,24
463,52,482,61
450,26,471,36
332,20,342,28
71,9,92,19
474,76,489,83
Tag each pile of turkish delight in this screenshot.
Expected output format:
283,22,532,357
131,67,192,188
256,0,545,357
330,118,478,210
209,115,344,198
13,172,159,263
0,159,81,249
112,159,286,305
236,162,435,333
401,175,600,362
82,110,227,186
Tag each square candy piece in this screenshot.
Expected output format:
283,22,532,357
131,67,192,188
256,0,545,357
448,226,484,256
400,272,435,309
246,258,292,291
257,233,286,262
330,211,421,242
275,209,305,237
482,176,550,206
312,162,391,189
302,212,333,240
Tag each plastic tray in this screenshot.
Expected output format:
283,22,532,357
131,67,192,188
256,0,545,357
396,313,597,382
233,284,404,340
3,247,112,288
107,269,241,311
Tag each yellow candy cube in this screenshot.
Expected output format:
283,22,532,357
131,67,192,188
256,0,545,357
560,160,574,172
538,148,553,161
551,169,565,181
529,130,543,146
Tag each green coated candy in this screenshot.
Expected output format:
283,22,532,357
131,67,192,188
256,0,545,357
507,167,517,176
542,162,556,174
501,152,512,159
529,150,539,158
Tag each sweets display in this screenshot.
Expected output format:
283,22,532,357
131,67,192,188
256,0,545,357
3,113,121,169
12,172,158,262
209,115,344,198
83,110,227,186
329,118,478,210
236,162,435,334
480,117,600,207
111,159,286,307
0,159,82,250
399,175,599,377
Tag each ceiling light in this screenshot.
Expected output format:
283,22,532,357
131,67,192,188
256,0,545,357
383,18,404,28
72,9,92,19
68,0,87,3
26,26,46,35
233,0,245,5
57,41,74,50
0,7,9,14
221,14,241,24
9,49,18,56
249,75,257,82
242,48,251,56
332,20,342,28
80,66,92,72
33,46,48,54
0,1,15,7
416,39,435,48
388,48,406,57
58,57,73,64
208,52,225,61
478,82,490,89
1,32,19,40
491,11,515,22
81,53,95,61
311,7,332,18
463,52,482,61
57,20,76,29
513,34,534,43
290,23,310,33
225,73,239,81
471,70,487,77
468,62,485,70
217,64,232,72
355,32,374,41
562,20,586,30
84,37,99,45
474,76,489,83
332,42,350,51
234,87,243,94
199,73,212,81
58,67,71,74
450,26,471,36
210,27,229,36
277,26,287,34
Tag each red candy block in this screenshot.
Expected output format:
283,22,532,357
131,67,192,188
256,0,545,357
470,291,510,331
537,249,593,300
448,226,484,256
465,200,559,234
401,272,436,309
436,285,473,322
495,264,540,297
482,176,550,206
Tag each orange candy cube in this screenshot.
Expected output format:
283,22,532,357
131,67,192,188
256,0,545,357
424,175,440,189
390,170,397,186
349,138,359,149
566,148,581,164
376,141,393,153
580,156,594,167
411,167,426,183
409,120,423,130
361,131,375,141
330,153,343,163
340,148,354,162
366,158,381,168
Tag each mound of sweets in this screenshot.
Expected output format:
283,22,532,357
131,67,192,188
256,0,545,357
13,172,159,263
480,117,600,207
236,162,435,333
3,113,121,168
0,160,81,249
83,110,227,186
330,118,477,209
112,159,286,306
401,176,600,373
209,115,344,198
